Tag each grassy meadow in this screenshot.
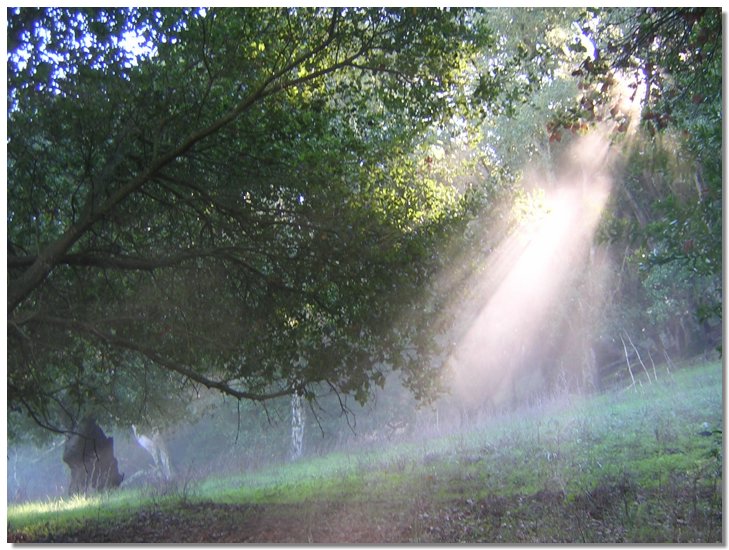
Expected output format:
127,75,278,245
7,359,723,542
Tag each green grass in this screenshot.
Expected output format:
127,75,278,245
8,360,722,542
7,489,146,537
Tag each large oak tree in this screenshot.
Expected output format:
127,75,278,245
7,8,491,435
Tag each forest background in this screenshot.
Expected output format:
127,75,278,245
6,7,722,502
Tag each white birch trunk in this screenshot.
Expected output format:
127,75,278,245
290,392,305,461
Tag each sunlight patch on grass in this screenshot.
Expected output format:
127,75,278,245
7,488,147,536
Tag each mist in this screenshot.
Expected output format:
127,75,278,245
447,129,618,413
2,128,636,505
5,91,714,510
7,378,465,504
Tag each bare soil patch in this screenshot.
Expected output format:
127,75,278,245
13,499,421,543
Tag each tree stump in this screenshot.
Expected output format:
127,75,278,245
62,416,124,495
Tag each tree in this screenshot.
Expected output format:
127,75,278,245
589,8,722,358
444,7,722,401
8,8,493,436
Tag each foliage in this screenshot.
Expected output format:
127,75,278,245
624,8,722,327
576,8,722,361
7,7,494,436
7,7,722,443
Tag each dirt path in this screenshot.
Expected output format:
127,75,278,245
12,499,424,543
8,482,722,543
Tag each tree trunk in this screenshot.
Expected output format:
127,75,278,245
62,417,124,495
290,392,305,461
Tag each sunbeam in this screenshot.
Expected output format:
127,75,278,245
448,129,619,410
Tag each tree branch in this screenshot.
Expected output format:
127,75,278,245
7,9,352,315
32,315,294,402
9,247,262,273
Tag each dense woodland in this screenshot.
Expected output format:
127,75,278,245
7,8,722,489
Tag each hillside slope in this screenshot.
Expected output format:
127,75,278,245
8,360,722,543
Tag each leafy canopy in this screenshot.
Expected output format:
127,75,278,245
7,7,493,435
